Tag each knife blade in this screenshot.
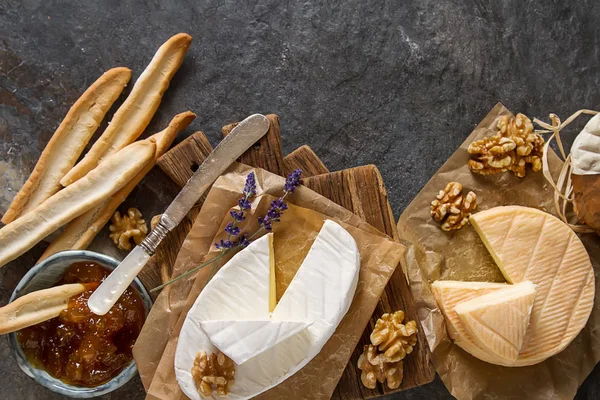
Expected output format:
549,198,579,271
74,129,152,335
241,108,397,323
88,114,270,315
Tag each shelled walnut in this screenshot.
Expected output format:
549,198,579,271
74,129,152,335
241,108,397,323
109,208,148,251
468,113,544,178
192,351,235,398
358,310,417,390
431,182,477,231
371,310,418,362
357,344,404,390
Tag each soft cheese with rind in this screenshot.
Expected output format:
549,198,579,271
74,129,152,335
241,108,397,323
175,220,360,399
199,320,312,365
571,113,600,175
456,281,537,363
431,280,509,364
470,206,595,366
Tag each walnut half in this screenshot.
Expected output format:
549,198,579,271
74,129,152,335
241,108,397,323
357,344,404,390
430,182,477,231
468,113,544,178
370,310,418,363
192,351,235,398
109,208,148,251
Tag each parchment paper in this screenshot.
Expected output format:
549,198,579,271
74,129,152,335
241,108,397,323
133,163,406,399
398,103,600,400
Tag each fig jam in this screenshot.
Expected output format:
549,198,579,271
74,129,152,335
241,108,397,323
16,262,146,387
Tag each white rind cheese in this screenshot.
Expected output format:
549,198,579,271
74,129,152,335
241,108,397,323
175,220,360,399
571,113,600,175
199,320,312,365
456,281,537,363
471,206,595,366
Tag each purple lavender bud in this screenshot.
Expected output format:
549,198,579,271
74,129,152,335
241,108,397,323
244,172,257,198
215,239,235,249
284,169,302,193
235,234,251,248
230,210,246,222
271,198,288,211
238,198,252,210
224,222,241,236
258,216,273,231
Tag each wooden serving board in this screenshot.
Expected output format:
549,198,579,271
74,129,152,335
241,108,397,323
142,115,434,398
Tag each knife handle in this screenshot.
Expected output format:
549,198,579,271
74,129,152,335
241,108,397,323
88,245,150,315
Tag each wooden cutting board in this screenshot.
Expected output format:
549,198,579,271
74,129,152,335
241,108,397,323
140,115,434,398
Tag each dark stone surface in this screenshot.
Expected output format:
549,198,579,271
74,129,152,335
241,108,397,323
1,1,599,399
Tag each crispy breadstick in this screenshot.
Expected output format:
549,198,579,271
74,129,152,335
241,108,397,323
1,67,131,225
0,283,88,334
0,140,156,268
40,111,195,261
60,33,192,187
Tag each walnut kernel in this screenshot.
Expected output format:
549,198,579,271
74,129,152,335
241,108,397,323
430,182,477,231
370,310,418,363
109,208,148,251
357,345,404,390
468,113,544,177
192,351,235,398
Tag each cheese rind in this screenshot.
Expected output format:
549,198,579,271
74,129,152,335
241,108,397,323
431,280,510,364
456,281,537,363
470,206,595,366
199,320,312,365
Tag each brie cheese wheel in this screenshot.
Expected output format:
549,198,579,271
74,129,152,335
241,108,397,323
175,219,360,399
471,206,595,366
571,113,600,175
456,281,537,363
199,320,312,365
431,280,509,364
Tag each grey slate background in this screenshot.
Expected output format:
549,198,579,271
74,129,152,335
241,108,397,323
1,0,599,399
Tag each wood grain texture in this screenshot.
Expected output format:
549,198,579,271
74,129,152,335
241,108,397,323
222,114,283,174
282,145,329,177
151,124,434,397
303,166,434,396
139,132,213,295
156,131,213,188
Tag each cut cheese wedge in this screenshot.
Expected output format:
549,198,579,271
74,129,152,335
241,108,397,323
456,281,536,363
200,320,313,365
175,220,360,399
471,206,595,366
431,280,510,364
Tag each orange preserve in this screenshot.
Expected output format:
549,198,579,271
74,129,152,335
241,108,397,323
17,262,147,387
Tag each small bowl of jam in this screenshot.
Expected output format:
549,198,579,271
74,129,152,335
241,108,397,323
7,250,152,398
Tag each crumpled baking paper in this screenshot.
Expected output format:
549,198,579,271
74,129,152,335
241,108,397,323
133,163,405,399
397,103,600,400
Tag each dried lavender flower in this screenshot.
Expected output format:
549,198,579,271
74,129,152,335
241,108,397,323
215,239,235,249
230,210,245,222
243,172,257,198
224,221,241,236
284,169,302,193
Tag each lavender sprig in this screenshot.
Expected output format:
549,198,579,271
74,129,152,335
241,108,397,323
150,170,302,293
258,169,301,232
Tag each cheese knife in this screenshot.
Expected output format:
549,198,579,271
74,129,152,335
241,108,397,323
88,114,270,315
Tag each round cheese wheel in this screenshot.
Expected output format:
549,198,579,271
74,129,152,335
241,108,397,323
471,206,595,366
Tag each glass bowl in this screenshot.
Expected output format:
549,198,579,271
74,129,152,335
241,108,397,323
7,250,153,398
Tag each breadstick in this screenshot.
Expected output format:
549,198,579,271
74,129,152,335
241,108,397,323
0,140,156,268
60,33,192,187
1,67,131,225
40,111,195,261
0,283,88,334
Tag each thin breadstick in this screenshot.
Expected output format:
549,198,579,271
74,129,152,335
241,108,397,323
0,283,88,334
60,33,192,187
40,111,195,261
1,67,131,225
0,140,156,268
